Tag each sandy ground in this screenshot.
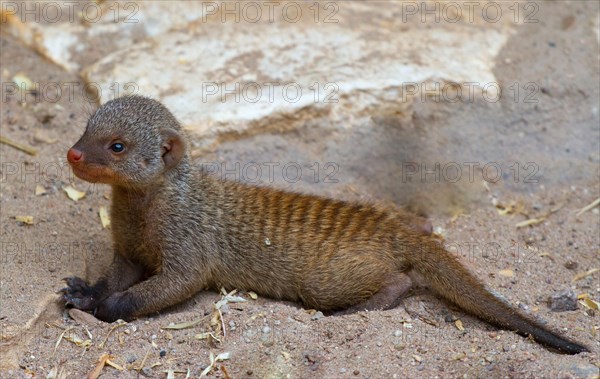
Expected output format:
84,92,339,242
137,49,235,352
1,2,599,378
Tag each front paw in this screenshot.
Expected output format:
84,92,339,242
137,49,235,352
59,276,98,310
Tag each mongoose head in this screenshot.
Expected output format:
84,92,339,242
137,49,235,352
67,96,186,187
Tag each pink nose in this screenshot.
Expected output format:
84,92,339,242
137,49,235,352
67,148,83,163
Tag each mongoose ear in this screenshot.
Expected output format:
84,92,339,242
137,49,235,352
160,129,185,170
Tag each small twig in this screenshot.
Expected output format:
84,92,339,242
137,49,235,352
515,217,545,229
218,308,226,339
87,353,110,379
106,358,125,370
0,135,37,155
99,320,127,348
161,314,210,330
84,326,93,340
53,326,73,357
137,347,151,373
576,198,600,216
572,268,600,283
221,365,232,379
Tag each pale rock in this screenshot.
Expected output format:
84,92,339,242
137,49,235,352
82,2,514,140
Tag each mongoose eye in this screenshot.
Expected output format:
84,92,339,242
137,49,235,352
110,143,125,153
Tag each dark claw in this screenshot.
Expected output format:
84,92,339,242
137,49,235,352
60,276,97,310
63,293,96,310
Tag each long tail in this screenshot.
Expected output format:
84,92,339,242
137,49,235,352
404,237,589,354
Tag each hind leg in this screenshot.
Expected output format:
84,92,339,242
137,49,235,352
333,272,413,316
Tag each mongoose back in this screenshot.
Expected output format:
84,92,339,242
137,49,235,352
62,95,588,354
